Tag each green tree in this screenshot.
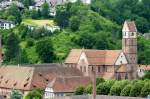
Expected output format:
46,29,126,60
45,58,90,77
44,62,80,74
140,82,150,97
74,86,85,95
41,2,49,18
31,10,40,19
25,88,43,99
10,90,23,99
94,32,117,50
69,16,80,31
110,80,129,96
129,81,145,97
120,84,132,96
7,4,22,24
97,80,115,95
96,78,105,85
141,71,150,80
23,0,34,8
5,33,20,63
85,84,92,94
35,38,54,63
76,32,96,49
18,49,29,64
135,17,149,33
55,6,70,28
27,38,34,47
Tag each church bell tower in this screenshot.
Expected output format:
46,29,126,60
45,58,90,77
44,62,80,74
122,21,137,79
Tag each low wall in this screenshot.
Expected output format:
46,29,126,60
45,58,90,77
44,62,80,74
50,95,146,99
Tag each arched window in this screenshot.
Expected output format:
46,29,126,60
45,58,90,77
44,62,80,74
131,32,134,36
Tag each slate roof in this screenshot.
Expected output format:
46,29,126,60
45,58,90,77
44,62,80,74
0,64,82,91
65,49,122,66
0,19,14,24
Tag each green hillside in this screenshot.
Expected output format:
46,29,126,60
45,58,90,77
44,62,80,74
0,0,150,64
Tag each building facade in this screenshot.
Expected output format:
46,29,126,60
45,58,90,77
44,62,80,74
44,76,90,99
0,19,15,29
122,21,138,79
0,64,82,98
65,21,138,80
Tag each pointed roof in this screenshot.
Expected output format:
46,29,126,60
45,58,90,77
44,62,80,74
117,65,127,73
65,49,122,66
122,21,137,32
65,49,82,64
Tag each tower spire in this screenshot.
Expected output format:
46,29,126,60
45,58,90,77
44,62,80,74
122,20,138,79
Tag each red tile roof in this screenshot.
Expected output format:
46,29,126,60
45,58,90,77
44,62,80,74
47,76,91,92
65,49,121,66
65,49,82,64
0,64,83,91
124,21,137,32
138,65,150,70
117,65,127,73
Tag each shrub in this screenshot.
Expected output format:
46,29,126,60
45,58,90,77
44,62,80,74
141,71,150,80
25,88,44,99
97,80,115,95
120,84,132,96
129,81,145,97
110,80,129,96
10,90,23,99
35,38,55,63
140,82,150,97
69,16,80,31
96,78,105,85
74,86,85,95
27,38,34,47
85,84,92,94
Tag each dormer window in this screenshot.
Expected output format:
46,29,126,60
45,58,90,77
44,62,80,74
38,73,42,77
24,83,28,87
0,76,3,79
46,79,49,82
33,85,36,88
26,77,30,81
13,82,17,86
5,80,8,84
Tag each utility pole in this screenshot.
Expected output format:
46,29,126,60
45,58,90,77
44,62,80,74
92,66,96,99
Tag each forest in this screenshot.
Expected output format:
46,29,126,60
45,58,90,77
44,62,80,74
0,0,150,65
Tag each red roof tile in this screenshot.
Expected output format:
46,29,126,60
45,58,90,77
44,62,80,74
124,21,137,32
138,65,150,70
65,49,82,64
0,65,83,91
65,49,121,66
47,76,91,92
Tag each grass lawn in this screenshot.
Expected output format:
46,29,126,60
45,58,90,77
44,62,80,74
22,19,55,27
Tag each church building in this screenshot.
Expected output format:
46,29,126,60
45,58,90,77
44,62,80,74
65,21,138,80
